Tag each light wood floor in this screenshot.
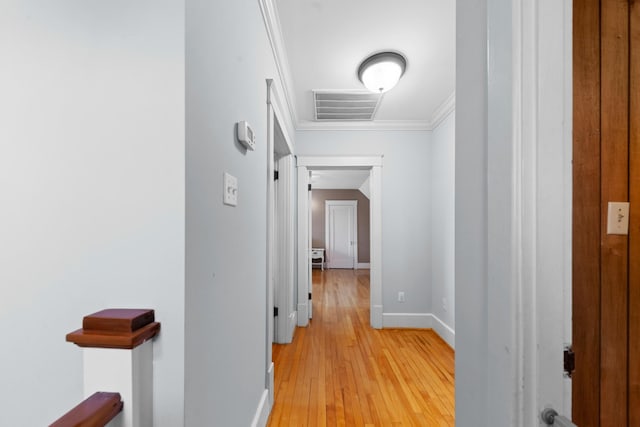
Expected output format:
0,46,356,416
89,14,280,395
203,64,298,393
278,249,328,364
268,269,455,426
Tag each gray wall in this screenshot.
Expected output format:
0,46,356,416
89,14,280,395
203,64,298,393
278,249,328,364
311,189,370,264
0,2,185,425
1,1,291,425
185,0,283,424
456,0,489,423
296,130,431,314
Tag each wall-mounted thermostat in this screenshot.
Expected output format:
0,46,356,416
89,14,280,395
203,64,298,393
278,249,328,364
236,121,256,151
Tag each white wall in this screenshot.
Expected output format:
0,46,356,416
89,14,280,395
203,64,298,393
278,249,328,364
295,130,432,316
429,112,455,341
0,2,185,426
185,0,286,424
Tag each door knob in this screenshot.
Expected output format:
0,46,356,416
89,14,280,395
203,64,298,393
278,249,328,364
541,408,576,427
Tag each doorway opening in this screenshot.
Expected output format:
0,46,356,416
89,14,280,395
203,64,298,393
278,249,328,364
296,156,383,329
309,170,370,272
265,79,296,408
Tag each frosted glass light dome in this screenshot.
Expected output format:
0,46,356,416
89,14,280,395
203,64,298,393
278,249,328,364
358,52,407,93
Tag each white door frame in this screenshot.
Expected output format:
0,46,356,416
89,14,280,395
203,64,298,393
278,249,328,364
297,156,383,329
325,200,358,269
265,79,295,406
455,0,571,425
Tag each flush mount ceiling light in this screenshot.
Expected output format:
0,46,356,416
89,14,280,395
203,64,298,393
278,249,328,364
357,51,407,93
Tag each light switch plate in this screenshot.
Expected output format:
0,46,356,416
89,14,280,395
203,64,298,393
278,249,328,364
607,202,629,235
223,172,238,206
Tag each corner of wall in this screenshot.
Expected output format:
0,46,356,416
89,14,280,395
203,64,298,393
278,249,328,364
431,313,455,349
381,312,455,349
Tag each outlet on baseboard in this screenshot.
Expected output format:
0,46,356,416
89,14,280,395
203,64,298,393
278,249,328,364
398,292,405,303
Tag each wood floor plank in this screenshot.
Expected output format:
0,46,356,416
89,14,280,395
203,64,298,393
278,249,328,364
268,269,455,426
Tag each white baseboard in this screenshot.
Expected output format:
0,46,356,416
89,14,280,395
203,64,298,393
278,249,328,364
251,362,274,427
250,389,271,427
383,312,432,328
356,262,370,269
382,312,455,349
297,303,308,326
267,362,274,406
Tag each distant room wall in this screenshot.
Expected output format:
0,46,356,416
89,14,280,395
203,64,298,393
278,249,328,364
296,129,431,317
311,189,370,264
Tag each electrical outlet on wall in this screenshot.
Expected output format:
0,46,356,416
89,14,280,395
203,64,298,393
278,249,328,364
442,298,447,312
607,202,629,235
398,292,405,303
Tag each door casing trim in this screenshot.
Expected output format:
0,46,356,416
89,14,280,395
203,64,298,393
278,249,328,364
297,155,383,328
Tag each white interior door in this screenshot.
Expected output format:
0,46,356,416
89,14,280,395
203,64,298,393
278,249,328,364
307,172,312,319
296,166,312,325
325,200,357,269
274,154,296,343
273,159,279,341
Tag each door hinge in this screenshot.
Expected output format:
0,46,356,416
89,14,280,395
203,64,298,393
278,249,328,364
308,292,312,300
564,345,575,378
308,183,312,191
274,170,279,181
274,306,279,317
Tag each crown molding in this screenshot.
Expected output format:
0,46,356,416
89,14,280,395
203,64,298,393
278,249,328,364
259,0,299,127
428,91,456,130
296,120,432,132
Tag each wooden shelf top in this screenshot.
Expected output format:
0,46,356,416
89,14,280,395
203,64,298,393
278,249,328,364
50,392,123,427
66,308,160,350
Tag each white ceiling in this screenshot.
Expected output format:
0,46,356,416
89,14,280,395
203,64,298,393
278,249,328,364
311,170,370,190
274,0,456,130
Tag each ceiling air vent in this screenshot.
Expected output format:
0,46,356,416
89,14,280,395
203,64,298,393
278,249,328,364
313,90,383,121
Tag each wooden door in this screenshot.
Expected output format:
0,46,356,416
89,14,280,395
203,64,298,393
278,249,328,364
573,0,640,425
630,2,640,424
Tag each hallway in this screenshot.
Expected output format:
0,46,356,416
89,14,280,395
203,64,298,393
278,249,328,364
268,269,455,426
